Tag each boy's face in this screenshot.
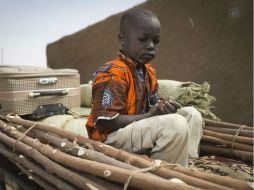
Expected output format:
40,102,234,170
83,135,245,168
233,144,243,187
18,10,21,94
120,14,161,65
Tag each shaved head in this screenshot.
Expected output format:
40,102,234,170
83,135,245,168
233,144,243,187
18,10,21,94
120,9,160,34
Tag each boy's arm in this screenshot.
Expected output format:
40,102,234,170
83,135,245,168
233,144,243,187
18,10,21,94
96,113,153,132
96,100,176,131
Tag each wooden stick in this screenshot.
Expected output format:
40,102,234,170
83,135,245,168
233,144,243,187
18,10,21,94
203,130,253,145
79,171,122,190
13,162,57,190
201,135,253,152
5,116,251,190
0,120,201,190
133,154,253,190
6,116,248,190
9,126,123,190
22,127,138,171
12,124,237,190
204,118,253,130
0,143,76,190
0,132,108,190
0,155,40,190
205,126,253,137
200,144,253,162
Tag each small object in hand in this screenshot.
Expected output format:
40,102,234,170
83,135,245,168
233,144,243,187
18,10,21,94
166,97,182,110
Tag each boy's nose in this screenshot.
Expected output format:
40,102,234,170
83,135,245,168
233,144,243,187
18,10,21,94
146,41,155,50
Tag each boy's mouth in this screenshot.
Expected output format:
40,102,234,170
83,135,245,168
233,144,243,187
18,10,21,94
142,53,155,59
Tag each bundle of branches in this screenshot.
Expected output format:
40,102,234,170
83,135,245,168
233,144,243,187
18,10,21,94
201,118,253,162
158,80,218,120
0,115,252,190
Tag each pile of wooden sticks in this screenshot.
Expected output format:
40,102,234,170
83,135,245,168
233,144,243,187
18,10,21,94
0,115,252,190
201,118,253,162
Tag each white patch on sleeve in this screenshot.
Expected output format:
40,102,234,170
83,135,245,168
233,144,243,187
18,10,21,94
102,89,113,107
94,113,119,126
97,113,119,121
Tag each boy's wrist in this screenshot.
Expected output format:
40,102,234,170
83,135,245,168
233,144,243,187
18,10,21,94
146,110,155,118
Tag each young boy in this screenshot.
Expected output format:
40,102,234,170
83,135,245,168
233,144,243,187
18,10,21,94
86,9,203,167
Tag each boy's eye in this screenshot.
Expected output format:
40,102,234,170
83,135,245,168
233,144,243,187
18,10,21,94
138,37,148,42
153,38,160,44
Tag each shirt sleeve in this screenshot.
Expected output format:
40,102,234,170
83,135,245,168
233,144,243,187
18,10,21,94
91,66,128,124
150,82,161,105
146,65,161,106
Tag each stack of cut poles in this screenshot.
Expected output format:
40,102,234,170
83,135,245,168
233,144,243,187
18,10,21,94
0,115,252,190
201,118,253,162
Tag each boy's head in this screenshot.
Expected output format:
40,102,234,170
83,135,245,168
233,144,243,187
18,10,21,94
118,9,161,65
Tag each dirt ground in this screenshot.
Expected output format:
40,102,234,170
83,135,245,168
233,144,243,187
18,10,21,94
47,0,253,125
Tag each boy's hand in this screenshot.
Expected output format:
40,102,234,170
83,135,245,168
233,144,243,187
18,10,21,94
149,101,164,116
165,97,182,110
159,97,182,114
162,100,177,113
149,97,182,116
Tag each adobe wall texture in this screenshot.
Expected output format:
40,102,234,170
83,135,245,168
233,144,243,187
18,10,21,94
47,0,253,125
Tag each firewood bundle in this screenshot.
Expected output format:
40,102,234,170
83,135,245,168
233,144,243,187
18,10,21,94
201,118,253,162
0,115,252,190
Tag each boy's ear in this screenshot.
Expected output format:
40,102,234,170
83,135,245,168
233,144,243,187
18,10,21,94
118,32,125,46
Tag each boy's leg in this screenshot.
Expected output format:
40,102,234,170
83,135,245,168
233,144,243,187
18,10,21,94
104,114,190,166
177,106,203,158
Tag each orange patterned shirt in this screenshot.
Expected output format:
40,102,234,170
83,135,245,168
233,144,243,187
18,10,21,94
85,52,160,142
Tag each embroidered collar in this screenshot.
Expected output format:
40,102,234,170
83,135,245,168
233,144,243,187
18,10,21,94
118,51,139,69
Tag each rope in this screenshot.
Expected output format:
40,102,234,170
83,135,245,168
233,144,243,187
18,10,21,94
13,122,40,152
123,162,179,190
67,109,82,119
230,125,245,154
